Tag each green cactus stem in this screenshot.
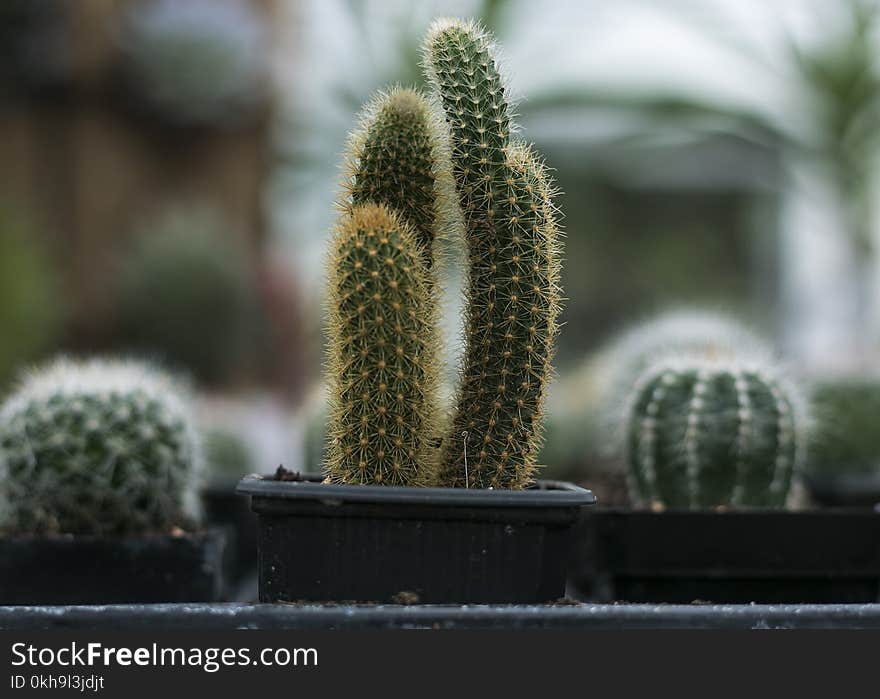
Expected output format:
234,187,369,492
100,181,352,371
345,86,449,266
425,19,562,489
324,203,440,486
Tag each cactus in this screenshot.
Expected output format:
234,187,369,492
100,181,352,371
807,377,880,476
623,357,807,508
324,203,440,486
593,309,772,458
203,427,253,486
0,205,63,390
425,19,562,488
0,358,202,535
344,87,450,266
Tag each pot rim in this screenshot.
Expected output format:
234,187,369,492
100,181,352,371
236,474,596,508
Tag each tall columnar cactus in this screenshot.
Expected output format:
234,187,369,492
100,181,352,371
344,87,449,267
425,19,561,488
624,357,807,508
324,203,440,486
0,358,202,535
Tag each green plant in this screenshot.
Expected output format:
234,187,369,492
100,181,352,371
203,427,253,485
0,205,64,391
807,377,880,476
324,203,440,486
624,356,807,508
0,358,201,535
592,309,771,456
344,86,450,267
323,85,449,486
425,19,562,489
114,207,259,387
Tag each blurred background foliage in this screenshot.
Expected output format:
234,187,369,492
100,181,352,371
3,0,880,486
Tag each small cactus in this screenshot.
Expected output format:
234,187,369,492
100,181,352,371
324,203,440,486
593,309,772,458
807,377,880,476
425,19,562,488
0,358,202,535
344,86,450,266
624,356,807,508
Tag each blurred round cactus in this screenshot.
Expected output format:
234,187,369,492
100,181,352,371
0,358,202,535
114,0,270,128
203,427,253,486
0,206,64,390
592,309,772,456
539,365,633,505
623,355,808,508
807,377,880,476
113,207,260,388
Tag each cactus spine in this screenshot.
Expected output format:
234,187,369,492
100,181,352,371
624,358,805,508
425,19,561,488
0,358,201,535
324,203,439,485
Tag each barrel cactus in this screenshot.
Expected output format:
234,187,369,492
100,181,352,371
807,377,880,477
425,19,562,489
0,358,202,535
592,309,772,458
623,356,808,508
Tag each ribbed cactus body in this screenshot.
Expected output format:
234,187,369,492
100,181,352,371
325,203,439,486
0,358,201,535
625,360,801,508
426,20,560,488
346,87,445,264
807,378,880,475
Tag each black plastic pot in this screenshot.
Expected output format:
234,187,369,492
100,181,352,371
804,473,880,508
570,509,880,604
0,530,226,605
201,484,258,582
237,475,596,604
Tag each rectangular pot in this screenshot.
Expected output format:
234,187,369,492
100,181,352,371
804,473,880,508
202,484,258,583
0,530,226,605
570,509,880,604
237,475,596,604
